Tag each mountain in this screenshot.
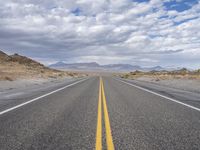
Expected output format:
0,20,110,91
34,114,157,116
102,64,142,71
49,61,67,68
0,50,76,80
49,61,165,72
49,62,100,70
144,66,164,71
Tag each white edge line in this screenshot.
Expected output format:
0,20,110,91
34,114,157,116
114,78,200,112
0,78,88,115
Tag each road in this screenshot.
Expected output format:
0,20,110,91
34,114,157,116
0,76,200,150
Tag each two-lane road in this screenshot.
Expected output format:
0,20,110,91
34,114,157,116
0,77,200,149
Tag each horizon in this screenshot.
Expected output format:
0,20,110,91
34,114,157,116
49,60,196,70
1,50,199,69
0,0,200,69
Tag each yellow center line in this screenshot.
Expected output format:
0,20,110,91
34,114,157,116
96,77,114,150
95,77,102,150
101,78,115,150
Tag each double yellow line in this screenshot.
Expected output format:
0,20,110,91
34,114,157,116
96,77,114,150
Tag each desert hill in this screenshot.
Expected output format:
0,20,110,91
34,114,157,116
0,50,78,80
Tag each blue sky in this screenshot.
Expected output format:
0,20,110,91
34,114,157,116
0,0,200,68
164,0,198,12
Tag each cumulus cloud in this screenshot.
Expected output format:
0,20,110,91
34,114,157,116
0,0,199,68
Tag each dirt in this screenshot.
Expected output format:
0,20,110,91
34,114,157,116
120,69,200,93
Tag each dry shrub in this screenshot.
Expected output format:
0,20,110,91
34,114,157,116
121,68,200,81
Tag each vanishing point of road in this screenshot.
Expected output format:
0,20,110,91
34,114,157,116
0,76,200,150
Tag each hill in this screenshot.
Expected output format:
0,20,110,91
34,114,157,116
0,50,78,81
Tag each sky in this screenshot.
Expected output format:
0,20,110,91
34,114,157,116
0,0,200,68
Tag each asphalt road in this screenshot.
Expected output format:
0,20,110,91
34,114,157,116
0,76,200,150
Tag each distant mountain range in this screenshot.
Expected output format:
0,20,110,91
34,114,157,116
49,61,167,72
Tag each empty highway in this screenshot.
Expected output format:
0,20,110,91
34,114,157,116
0,76,200,150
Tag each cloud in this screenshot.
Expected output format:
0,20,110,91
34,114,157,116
0,0,200,68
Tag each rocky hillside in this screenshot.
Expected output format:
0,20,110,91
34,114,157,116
0,50,79,81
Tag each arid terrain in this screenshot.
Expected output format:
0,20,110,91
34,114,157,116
120,68,200,93
121,68,200,80
0,50,82,81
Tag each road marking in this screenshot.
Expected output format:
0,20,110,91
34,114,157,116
101,78,115,150
95,77,102,150
115,78,200,112
96,77,115,150
0,78,88,116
